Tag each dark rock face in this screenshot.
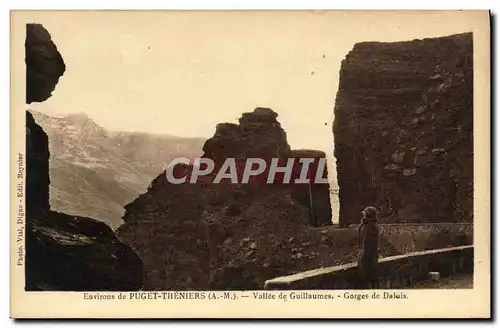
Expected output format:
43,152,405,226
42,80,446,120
26,111,50,215
333,32,473,227
25,24,66,104
25,24,144,290
117,108,334,290
25,211,143,291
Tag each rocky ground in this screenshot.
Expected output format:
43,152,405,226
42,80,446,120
117,108,340,290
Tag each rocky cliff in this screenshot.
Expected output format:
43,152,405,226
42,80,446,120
117,108,338,290
25,24,143,290
333,32,473,227
26,111,50,215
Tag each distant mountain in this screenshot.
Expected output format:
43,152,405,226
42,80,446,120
30,110,206,229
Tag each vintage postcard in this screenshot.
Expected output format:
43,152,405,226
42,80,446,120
10,10,490,319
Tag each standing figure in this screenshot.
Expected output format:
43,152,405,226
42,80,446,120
357,206,380,289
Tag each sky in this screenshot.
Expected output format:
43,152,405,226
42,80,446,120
25,11,480,188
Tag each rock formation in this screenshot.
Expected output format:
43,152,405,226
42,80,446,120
25,24,143,290
203,107,291,160
117,108,337,290
202,108,332,226
25,23,66,104
333,32,473,227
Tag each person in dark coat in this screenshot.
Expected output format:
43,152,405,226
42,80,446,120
357,206,380,289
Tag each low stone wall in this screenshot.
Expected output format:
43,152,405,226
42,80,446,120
264,245,473,290
326,223,472,255
376,223,472,253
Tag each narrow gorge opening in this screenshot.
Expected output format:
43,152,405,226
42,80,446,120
328,141,340,226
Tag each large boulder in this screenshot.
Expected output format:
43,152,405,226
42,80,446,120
25,210,143,291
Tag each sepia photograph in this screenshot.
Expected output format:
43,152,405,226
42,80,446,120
10,10,490,318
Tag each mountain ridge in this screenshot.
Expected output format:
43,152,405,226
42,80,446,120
30,109,206,229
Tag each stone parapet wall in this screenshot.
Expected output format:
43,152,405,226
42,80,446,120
264,245,473,289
